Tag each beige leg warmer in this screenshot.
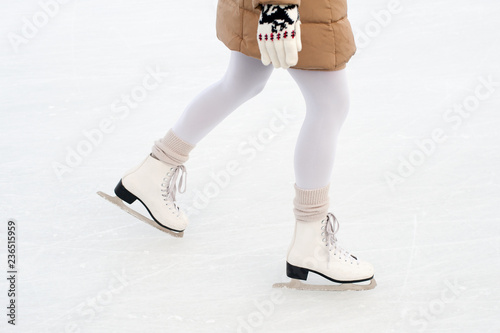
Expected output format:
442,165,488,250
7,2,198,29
151,128,196,166
293,183,330,223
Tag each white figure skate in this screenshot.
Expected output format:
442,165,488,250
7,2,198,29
273,212,376,291
98,154,189,237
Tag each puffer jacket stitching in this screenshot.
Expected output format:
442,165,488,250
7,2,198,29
240,2,244,50
328,2,337,68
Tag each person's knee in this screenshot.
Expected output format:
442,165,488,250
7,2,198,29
307,96,350,130
247,79,267,98
316,90,350,113
221,75,268,100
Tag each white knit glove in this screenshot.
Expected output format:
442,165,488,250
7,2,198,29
257,4,302,69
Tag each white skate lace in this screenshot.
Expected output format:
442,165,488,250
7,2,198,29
324,212,358,265
161,165,187,211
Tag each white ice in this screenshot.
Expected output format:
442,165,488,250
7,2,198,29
1,0,499,332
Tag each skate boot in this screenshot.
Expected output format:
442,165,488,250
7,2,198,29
98,154,189,237
274,212,376,291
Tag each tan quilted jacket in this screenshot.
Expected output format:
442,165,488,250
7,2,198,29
216,0,356,71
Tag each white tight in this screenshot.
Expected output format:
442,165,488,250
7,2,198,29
172,51,273,144
288,67,350,189
172,51,350,190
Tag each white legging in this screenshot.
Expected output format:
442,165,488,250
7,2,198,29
172,51,350,190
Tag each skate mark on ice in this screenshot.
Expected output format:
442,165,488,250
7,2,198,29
398,214,418,301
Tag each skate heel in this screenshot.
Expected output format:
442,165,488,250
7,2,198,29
286,262,309,280
114,180,137,204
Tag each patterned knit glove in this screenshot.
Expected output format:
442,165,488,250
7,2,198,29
257,4,302,69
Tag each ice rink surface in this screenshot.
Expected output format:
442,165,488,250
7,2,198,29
1,0,500,332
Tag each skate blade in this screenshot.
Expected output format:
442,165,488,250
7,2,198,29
97,191,184,238
272,278,376,291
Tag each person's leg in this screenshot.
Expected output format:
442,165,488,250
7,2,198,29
114,51,274,232
284,68,375,286
290,68,350,190
152,51,274,165
287,68,350,223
